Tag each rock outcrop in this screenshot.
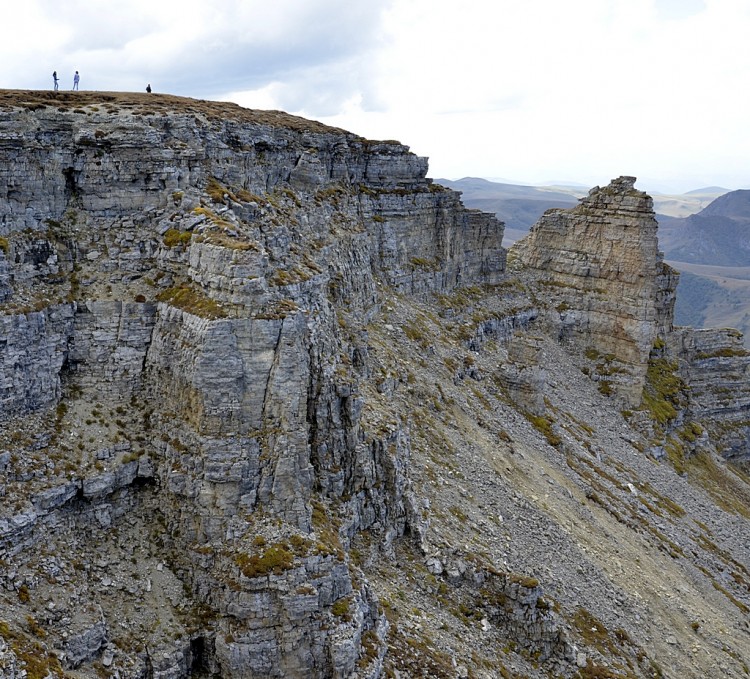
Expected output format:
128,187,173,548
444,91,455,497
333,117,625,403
0,92,749,679
0,91,508,678
510,176,750,465
511,176,679,406
671,326,750,463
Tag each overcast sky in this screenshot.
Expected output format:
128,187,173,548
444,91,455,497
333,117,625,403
2,0,748,193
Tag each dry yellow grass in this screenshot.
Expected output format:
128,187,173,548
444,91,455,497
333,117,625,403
0,89,353,135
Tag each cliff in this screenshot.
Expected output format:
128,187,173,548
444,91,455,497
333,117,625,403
0,91,748,679
509,177,679,407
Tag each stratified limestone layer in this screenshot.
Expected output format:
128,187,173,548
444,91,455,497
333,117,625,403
1,96,748,679
0,92,506,678
512,176,678,406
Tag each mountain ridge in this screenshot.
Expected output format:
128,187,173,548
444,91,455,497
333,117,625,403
0,91,748,678
659,189,750,267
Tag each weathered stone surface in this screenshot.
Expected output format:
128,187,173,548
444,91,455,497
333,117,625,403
671,327,750,461
0,95,749,679
512,176,679,406
0,305,75,414
496,333,547,416
68,300,158,395
63,621,107,669
32,480,80,511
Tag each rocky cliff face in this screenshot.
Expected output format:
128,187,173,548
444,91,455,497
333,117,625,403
510,176,679,407
509,176,750,465
0,92,749,679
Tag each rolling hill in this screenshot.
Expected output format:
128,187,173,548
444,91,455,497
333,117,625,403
659,190,750,266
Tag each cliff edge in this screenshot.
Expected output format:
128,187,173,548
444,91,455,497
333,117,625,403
0,91,748,678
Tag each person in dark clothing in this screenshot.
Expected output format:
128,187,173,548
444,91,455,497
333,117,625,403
146,84,152,93
52,71,58,91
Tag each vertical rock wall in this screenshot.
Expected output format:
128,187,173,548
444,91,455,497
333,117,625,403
671,327,750,462
511,176,679,406
0,98,506,677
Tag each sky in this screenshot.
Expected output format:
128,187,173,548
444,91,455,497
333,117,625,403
2,0,749,193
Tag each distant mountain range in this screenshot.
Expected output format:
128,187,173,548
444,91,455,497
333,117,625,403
435,178,581,243
659,190,750,344
658,190,750,266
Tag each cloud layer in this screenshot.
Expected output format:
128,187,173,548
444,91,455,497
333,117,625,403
2,0,748,191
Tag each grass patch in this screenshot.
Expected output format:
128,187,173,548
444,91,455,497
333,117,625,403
156,284,227,319
508,574,539,589
677,421,704,443
195,231,259,251
640,357,684,426
449,505,468,522
695,347,749,359
269,267,312,286
571,608,613,651
0,620,65,679
664,436,687,475
254,299,299,320
193,206,235,230
435,285,485,313
331,597,351,619
712,580,750,614
162,228,192,247
688,452,750,519
207,177,231,203
525,411,562,447
235,544,295,578
410,256,441,271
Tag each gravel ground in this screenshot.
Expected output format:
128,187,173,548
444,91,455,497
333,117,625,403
358,286,750,678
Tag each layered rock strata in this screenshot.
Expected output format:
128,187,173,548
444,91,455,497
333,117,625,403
511,176,679,406
510,176,750,463
671,327,750,462
0,93,749,679
0,91,506,677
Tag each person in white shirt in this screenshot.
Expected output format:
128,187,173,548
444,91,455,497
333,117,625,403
73,71,80,90
52,71,58,91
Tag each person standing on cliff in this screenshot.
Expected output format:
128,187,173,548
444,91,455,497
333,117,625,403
73,71,80,90
52,71,58,91
146,84,152,93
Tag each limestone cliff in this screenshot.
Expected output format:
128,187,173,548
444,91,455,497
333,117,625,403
510,176,750,464
510,176,679,407
0,91,749,679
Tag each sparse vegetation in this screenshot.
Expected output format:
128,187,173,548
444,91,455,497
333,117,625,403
331,597,351,619
695,346,749,359
524,411,562,447
17,584,30,603
162,228,192,247
641,356,684,425
156,284,227,319
687,451,750,518
235,544,295,578
410,256,441,271
206,177,231,203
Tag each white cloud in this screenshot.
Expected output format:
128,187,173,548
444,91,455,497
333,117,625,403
309,0,750,191
0,0,748,191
